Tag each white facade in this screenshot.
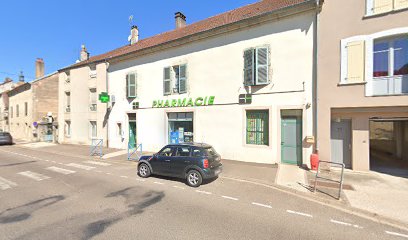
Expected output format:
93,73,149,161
107,11,316,165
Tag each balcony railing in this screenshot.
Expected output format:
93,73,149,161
368,75,408,96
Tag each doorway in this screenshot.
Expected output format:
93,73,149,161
128,113,137,148
331,119,352,168
281,110,302,165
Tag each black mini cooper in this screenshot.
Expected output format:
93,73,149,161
138,143,222,187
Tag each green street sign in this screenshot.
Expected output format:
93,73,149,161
99,92,110,103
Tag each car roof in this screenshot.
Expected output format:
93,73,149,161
166,143,212,148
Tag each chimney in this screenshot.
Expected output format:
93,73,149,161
35,58,45,79
80,44,90,61
175,12,186,29
18,71,24,82
129,25,139,45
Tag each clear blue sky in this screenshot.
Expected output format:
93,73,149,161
0,0,257,82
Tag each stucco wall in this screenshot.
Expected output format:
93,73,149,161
108,11,316,164
8,85,33,140
32,73,59,122
317,0,408,169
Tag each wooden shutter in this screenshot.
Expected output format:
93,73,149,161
244,49,255,86
163,67,171,95
373,0,393,14
395,0,408,9
256,47,269,84
346,41,366,83
179,64,187,93
126,73,137,98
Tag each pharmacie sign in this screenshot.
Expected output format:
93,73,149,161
153,96,215,108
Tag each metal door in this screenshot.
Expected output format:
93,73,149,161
331,120,352,168
128,122,136,148
281,117,302,165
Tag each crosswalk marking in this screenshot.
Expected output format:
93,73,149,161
17,171,50,181
84,161,111,166
66,163,95,170
0,177,17,190
47,166,76,175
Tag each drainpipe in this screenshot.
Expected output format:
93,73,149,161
313,0,321,154
105,60,110,148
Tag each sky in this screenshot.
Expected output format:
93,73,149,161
0,0,257,82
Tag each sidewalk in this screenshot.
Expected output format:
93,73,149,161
13,142,408,228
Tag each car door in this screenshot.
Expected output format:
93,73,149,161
170,146,192,177
150,146,175,175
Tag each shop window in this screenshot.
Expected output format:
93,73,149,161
246,110,269,145
244,46,270,86
168,112,193,143
163,64,187,95
126,72,137,98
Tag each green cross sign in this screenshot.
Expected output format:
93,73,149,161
99,92,110,103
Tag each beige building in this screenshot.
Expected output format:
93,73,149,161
8,59,59,141
0,78,22,132
58,46,108,146
317,0,408,172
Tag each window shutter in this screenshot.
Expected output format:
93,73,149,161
256,47,269,84
163,67,171,95
373,0,393,14
346,41,366,83
244,49,255,86
179,64,187,93
395,0,408,9
126,73,137,98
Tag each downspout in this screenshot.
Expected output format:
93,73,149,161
313,0,321,153
105,60,110,148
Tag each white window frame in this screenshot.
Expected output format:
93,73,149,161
340,27,408,95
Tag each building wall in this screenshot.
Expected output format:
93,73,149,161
108,11,316,165
58,63,108,145
317,0,408,170
32,73,59,122
8,84,33,140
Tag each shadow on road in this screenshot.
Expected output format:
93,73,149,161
149,174,219,186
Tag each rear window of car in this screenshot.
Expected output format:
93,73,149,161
203,147,218,157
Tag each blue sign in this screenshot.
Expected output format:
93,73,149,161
170,132,179,144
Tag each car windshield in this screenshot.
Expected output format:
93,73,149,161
203,147,218,157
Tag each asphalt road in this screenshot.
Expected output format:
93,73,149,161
0,145,407,240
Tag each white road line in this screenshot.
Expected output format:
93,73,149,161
18,171,50,181
153,181,164,185
84,161,111,166
386,231,408,239
0,177,18,190
330,219,363,229
106,173,112,175
47,166,76,175
66,163,95,170
286,210,313,218
251,202,272,209
222,196,239,201
120,176,129,178
135,179,146,182
173,186,185,190
196,190,212,195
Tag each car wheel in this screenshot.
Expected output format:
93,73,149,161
138,163,151,178
186,170,202,187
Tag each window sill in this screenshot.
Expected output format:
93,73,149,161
338,82,367,86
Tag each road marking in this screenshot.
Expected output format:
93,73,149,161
286,210,313,218
330,219,363,229
173,186,185,190
18,171,50,181
153,181,164,185
51,161,56,163
386,231,408,239
95,170,103,173
222,196,239,201
44,160,49,162
0,177,17,190
135,179,146,182
47,166,76,175
106,173,112,175
66,163,95,170
251,202,272,209
84,161,111,166
196,190,212,195
120,176,129,179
